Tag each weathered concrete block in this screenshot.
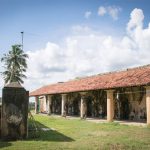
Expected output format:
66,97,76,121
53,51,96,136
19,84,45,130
0,105,1,137
1,82,29,140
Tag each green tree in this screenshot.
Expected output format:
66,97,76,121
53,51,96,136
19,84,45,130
1,44,28,84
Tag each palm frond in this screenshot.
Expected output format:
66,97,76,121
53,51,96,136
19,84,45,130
1,44,28,84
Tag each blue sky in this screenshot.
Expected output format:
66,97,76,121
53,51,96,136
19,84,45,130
0,0,150,52
0,0,150,93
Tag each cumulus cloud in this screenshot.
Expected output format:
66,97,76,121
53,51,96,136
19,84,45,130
108,6,122,20
98,6,106,16
98,6,121,20
25,42,68,90
127,8,144,32
85,11,92,19
125,8,150,64
0,8,147,92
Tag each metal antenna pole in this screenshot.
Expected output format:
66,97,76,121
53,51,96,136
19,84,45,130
21,31,24,50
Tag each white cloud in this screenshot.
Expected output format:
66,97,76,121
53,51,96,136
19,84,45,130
98,6,121,20
127,8,144,32
0,8,150,94
85,11,92,19
98,6,106,16
24,9,150,92
25,42,67,90
108,6,121,20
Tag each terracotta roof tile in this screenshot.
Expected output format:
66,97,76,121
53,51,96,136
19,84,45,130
30,65,150,96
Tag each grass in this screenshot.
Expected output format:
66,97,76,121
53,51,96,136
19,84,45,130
0,114,150,150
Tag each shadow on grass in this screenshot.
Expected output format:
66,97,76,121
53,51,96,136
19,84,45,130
0,141,12,149
28,119,74,142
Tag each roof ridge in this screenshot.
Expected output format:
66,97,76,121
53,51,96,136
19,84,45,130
51,64,150,84
127,64,150,70
30,64,150,96
75,64,150,80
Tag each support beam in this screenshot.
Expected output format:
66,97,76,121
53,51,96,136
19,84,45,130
106,90,114,122
47,95,52,115
80,92,87,119
146,86,150,125
35,96,39,114
61,94,67,117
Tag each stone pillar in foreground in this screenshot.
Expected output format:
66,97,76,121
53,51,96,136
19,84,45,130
47,95,52,115
61,94,67,117
35,96,39,114
107,90,114,122
80,92,87,119
146,86,150,125
1,82,29,140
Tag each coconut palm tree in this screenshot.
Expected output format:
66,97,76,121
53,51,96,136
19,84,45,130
1,44,28,84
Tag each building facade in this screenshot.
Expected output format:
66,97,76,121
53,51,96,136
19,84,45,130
30,65,150,125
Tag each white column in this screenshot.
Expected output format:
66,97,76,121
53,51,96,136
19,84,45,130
146,86,150,125
106,90,114,122
80,92,87,119
61,94,67,116
43,95,47,112
80,97,84,118
47,95,52,115
35,96,38,114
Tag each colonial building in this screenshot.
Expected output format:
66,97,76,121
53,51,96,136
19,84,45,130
30,65,150,125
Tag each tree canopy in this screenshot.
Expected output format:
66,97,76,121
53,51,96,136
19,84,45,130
1,45,28,84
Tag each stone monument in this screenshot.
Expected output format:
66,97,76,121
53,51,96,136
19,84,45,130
1,82,29,140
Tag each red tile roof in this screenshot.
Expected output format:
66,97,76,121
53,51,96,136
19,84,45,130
30,65,150,96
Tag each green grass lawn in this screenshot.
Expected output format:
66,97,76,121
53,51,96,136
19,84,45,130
0,114,150,150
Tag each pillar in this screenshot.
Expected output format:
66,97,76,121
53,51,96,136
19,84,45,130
80,92,87,119
61,94,67,117
146,86,150,125
43,95,47,112
47,95,52,115
1,83,29,140
35,96,38,114
107,90,114,122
